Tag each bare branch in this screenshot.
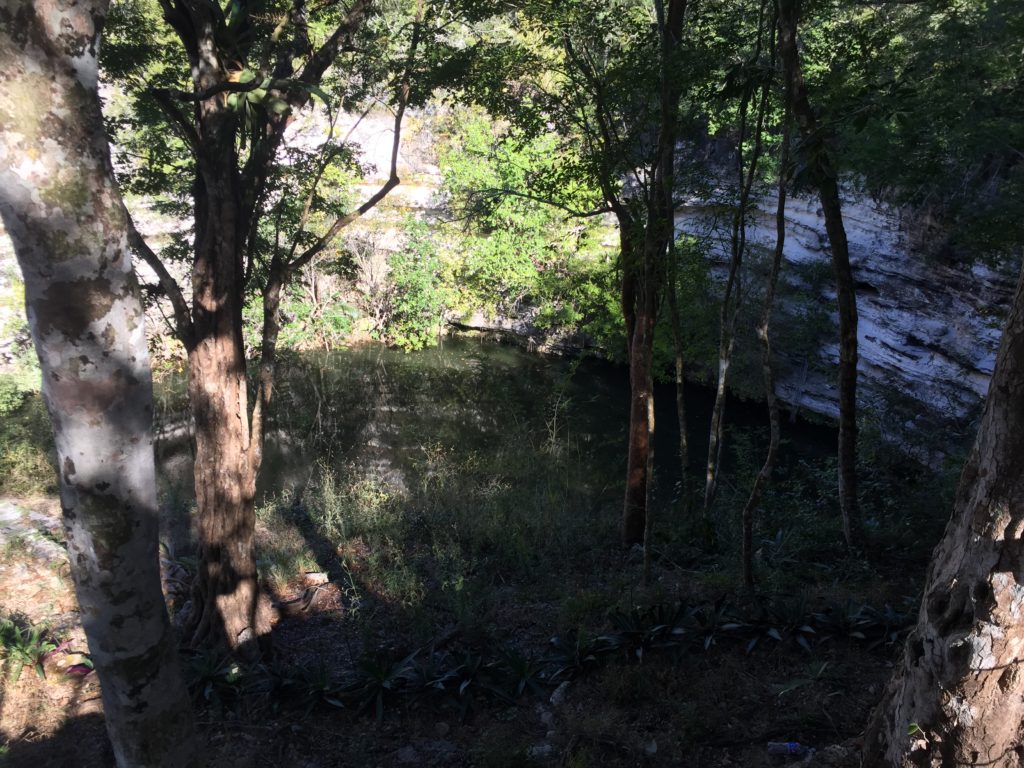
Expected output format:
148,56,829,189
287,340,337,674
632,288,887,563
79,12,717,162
124,209,194,349
470,188,613,219
284,115,342,264
287,1,422,273
149,88,201,152
296,0,374,90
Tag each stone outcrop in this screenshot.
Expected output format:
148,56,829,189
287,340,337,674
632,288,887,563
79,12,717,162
677,192,1017,427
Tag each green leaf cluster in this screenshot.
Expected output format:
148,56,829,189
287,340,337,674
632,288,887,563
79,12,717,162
0,617,56,683
378,218,445,352
430,108,621,348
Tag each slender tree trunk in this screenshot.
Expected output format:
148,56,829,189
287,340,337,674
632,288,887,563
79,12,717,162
666,246,690,509
704,2,771,517
778,0,859,546
642,392,656,584
621,0,686,548
704,327,737,514
863,260,1024,767
823,182,859,546
741,113,790,589
0,3,198,763
623,266,657,546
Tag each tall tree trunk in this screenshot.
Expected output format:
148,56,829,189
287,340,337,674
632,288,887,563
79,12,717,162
185,163,272,656
704,1,771,517
778,0,859,546
622,230,658,546
642,390,656,584
666,245,690,509
823,181,859,547
660,0,690,521
127,0,418,656
618,264,659,548
0,2,198,763
863,260,1024,767
740,112,790,589
621,0,686,548
623,300,658,545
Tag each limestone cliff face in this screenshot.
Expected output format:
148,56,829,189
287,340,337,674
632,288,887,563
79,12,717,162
677,192,1017,426
1,102,1016,434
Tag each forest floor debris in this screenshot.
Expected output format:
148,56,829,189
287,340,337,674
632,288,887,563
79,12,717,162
0,493,902,767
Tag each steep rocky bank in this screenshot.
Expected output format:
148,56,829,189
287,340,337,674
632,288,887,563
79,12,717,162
677,192,1016,428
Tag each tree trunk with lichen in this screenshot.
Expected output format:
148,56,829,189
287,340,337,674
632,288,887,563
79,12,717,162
0,1,198,763
863,262,1024,766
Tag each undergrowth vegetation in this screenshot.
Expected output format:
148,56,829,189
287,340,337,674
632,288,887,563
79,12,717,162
0,333,965,762
0,383,54,497
177,593,913,723
0,614,58,684
192,341,963,755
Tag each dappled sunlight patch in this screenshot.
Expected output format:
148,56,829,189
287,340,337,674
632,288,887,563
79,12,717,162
0,391,56,498
0,527,107,764
254,498,324,593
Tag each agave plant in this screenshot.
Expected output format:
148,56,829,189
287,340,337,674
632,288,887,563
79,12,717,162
341,649,419,723
451,652,490,716
182,649,252,715
686,597,745,652
603,602,690,661
283,659,345,713
752,595,817,653
493,646,547,699
813,598,875,643
406,649,460,706
547,631,605,681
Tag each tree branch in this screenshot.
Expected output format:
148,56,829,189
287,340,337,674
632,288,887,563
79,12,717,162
287,1,422,273
159,78,263,103
124,209,195,349
295,0,374,90
470,188,613,219
150,88,201,152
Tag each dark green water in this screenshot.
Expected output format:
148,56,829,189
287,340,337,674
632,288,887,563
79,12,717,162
154,337,835,510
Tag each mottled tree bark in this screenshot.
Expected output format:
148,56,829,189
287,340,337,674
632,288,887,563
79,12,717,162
778,0,859,546
863,261,1024,767
0,1,198,764
133,0,419,654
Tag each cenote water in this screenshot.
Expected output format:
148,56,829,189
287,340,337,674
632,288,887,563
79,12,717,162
154,337,836,528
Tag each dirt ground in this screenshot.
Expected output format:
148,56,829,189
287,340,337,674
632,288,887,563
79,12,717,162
0,497,876,768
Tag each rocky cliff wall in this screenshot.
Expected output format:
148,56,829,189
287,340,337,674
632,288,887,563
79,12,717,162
677,193,1017,427
2,102,1016,436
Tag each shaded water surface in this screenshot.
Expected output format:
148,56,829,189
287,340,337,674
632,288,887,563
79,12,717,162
155,337,835,510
